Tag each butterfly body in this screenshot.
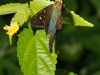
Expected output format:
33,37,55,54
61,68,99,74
48,1,62,33
30,0,62,53
47,0,62,52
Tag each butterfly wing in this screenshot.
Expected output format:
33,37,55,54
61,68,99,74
56,14,62,29
30,4,53,28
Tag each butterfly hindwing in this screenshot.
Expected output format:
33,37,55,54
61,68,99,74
30,4,53,28
56,14,62,29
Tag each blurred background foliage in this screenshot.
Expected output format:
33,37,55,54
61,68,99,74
0,0,100,75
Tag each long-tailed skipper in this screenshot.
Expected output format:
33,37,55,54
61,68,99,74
30,0,62,53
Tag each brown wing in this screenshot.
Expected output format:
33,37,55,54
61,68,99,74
56,13,62,30
30,4,53,28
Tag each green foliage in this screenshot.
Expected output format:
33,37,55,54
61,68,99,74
62,8,93,27
30,0,53,15
0,3,28,15
17,29,57,75
11,8,30,26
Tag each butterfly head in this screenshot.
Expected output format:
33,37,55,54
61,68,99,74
55,0,62,3
54,0,62,8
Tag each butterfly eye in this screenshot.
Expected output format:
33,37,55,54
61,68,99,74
54,1,57,5
58,2,62,6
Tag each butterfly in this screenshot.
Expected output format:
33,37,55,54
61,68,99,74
30,0,63,53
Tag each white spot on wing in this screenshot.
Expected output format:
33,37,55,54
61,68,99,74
43,21,45,25
39,17,42,19
44,10,45,13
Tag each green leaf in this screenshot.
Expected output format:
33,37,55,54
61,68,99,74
11,8,30,26
17,29,57,75
68,72,76,75
0,3,28,15
62,8,94,27
30,0,54,15
70,11,94,27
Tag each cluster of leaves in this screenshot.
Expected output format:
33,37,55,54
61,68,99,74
0,0,100,75
0,0,57,75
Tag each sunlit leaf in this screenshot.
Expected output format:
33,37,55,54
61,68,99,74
0,3,28,15
30,0,54,15
11,8,30,26
17,29,57,75
62,8,94,27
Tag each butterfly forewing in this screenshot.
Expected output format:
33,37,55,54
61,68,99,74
30,4,53,28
